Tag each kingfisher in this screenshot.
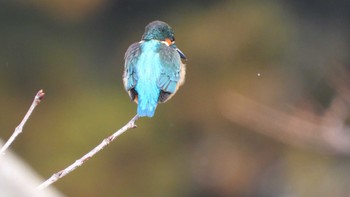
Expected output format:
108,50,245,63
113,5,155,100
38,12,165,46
123,20,187,117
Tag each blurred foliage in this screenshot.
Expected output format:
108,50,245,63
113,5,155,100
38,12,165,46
1,0,350,196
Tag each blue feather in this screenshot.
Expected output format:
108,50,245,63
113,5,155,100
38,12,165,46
134,40,162,117
123,38,184,117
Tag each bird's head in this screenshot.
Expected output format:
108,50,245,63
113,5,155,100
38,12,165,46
142,21,175,45
142,21,187,60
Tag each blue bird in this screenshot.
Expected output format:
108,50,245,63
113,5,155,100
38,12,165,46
123,21,187,117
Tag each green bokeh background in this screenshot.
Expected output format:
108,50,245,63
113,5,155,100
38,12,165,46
1,0,350,196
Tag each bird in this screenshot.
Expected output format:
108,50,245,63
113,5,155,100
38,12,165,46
123,20,187,117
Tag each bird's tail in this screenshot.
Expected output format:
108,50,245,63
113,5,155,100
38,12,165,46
137,96,158,117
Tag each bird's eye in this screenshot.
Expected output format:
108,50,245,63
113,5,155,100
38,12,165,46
171,37,175,42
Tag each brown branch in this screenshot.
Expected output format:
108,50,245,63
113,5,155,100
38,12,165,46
0,89,45,155
36,115,139,190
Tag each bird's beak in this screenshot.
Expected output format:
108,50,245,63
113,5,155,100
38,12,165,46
176,47,187,61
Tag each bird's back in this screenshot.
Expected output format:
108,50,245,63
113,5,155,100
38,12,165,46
123,21,185,118
134,40,163,117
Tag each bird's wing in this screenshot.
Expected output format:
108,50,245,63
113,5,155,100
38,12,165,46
123,42,141,101
157,44,182,103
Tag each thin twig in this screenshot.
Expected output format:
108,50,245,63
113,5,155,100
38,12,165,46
36,115,139,190
0,89,45,155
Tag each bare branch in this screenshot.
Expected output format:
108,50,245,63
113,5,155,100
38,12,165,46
36,115,139,190
0,89,45,155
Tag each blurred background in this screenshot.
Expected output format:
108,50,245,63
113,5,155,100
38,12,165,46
1,0,350,196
